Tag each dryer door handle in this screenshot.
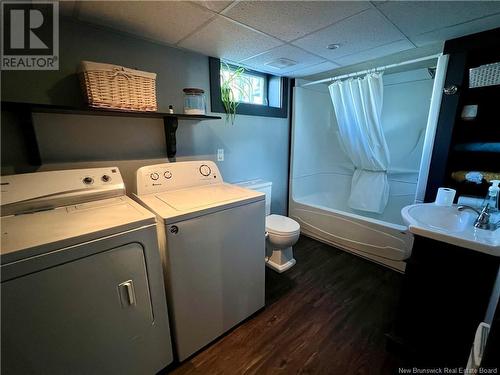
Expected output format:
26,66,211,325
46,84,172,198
118,280,136,306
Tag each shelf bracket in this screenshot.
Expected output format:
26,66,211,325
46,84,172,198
163,116,178,161
3,103,42,171
20,106,42,167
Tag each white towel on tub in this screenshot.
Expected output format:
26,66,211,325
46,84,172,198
348,169,390,214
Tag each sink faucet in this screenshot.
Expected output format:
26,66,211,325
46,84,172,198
457,204,492,230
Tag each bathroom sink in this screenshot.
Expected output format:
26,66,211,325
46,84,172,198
404,204,472,232
401,203,500,256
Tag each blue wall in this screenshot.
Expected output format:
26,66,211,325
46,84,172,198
1,18,290,214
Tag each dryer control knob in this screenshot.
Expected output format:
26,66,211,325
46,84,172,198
150,172,160,180
164,171,172,179
101,175,111,182
83,177,94,185
199,164,211,177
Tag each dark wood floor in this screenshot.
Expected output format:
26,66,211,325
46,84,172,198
167,236,404,375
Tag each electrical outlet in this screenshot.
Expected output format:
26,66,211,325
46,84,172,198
217,148,224,162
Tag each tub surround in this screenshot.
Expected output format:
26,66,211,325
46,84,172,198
290,70,433,271
291,173,414,272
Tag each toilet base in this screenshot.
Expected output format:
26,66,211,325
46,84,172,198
266,246,296,273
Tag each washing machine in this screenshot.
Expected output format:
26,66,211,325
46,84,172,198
1,167,173,375
134,161,265,361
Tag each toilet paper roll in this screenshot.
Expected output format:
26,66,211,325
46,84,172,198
435,187,456,206
457,196,484,208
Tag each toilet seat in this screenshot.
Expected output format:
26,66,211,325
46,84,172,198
266,214,300,236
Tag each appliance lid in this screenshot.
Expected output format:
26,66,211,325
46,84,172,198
0,196,155,264
266,214,300,235
1,167,125,216
156,184,256,211
135,183,265,224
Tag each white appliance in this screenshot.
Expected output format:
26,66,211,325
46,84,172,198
134,161,265,361
1,167,173,375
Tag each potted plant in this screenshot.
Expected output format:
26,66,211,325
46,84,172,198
220,62,252,124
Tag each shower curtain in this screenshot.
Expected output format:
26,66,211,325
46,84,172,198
328,73,390,214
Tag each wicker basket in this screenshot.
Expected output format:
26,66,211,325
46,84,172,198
469,62,500,88
79,61,157,112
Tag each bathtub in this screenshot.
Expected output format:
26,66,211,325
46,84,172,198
289,172,415,272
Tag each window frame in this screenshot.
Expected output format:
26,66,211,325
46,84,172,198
209,57,289,118
220,62,269,106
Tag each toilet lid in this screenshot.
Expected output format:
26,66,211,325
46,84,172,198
266,214,300,235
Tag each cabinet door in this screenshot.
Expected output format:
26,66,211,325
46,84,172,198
165,200,266,361
482,299,500,367
1,243,153,375
394,236,498,366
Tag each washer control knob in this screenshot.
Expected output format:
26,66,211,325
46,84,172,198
199,164,211,177
83,177,94,185
150,172,160,181
101,175,111,182
164,171,172,179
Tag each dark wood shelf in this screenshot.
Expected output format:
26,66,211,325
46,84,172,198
1,101,221,120
1,101,222,161
455,129,499,141
453,143,500,153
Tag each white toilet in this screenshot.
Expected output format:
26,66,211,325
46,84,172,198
237,180,300,273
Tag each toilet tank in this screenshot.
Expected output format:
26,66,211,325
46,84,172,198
236,179,272,215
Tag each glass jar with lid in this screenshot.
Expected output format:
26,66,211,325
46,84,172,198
183,88,206,115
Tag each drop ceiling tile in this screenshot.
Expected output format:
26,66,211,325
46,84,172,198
288,61,340,78
78,1,215,45
292,9,406,60
241,45,326,75
224,1,371,42
59,1,76,17
334,40,415,67
193,1,234,13
376,1,500,36
411,14,500,47
178,16,283,62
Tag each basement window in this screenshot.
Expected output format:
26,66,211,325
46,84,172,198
220,64,267,105
209,57,289,118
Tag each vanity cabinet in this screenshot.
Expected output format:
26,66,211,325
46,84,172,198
482,296,500,367
392,235,499,366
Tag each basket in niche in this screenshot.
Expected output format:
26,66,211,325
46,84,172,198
79,61,157,112
469,62,500,88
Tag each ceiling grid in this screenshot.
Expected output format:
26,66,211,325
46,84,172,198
62,0,500,78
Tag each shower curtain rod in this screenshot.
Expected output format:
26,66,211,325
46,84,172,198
302,53,441,87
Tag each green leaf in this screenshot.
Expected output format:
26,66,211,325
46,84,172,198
219,61,253,125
